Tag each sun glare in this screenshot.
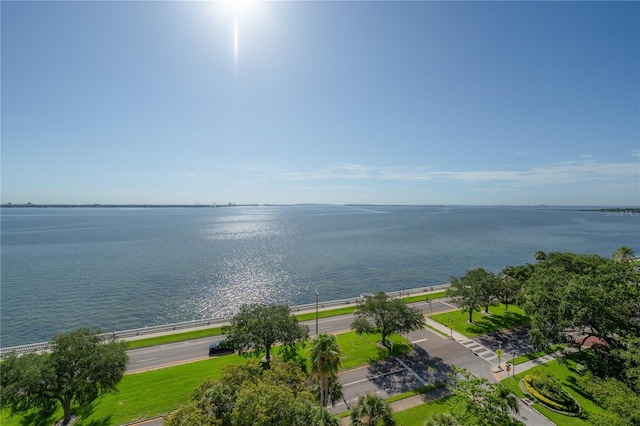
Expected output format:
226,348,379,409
225,0,259,66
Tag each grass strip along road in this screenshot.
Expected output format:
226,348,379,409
3,293,603,425
0,332,413,426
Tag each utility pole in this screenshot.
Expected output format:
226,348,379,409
315,290,319,335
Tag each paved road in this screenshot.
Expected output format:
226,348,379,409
127,298,452,372
126,298,553,426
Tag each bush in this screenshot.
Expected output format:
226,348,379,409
521,374,580,415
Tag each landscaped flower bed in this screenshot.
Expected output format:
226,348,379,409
520,374,581,416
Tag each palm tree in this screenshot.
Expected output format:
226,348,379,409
350,392,395,426
534,250,547,261
309,333,342,407
613,246,635,263
493,384,519,415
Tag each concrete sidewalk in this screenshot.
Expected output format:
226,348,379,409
424,316,468,342
492,352,559,382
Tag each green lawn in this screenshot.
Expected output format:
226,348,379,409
1,355,248,426
430,304,530,338
126,327,225,349
295,305,358,322
336,332,411,369
1,293,445,425
393,353,609,425
501,356,607,426
511,344,563,365
393,397,451,425
0,331,412,425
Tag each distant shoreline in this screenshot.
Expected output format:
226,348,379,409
1,203,250,208
1,204,638,213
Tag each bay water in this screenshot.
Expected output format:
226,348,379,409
1,205,638,347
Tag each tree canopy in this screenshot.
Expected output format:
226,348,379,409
349,392,395,426
0,328,128,425
165,359,338,426
221,303,309,368
351,291,425,349
446,268,498,322
448,367,522,426
518,252,640,351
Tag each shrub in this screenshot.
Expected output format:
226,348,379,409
521,374,580,415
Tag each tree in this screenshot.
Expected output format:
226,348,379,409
613,335,640,393
447,269,496,323
351,292,425,349
0,328,128,425
309,333,342,407
164,404,211,426
476,270,499,313
222,303,309,368
613,246,635,263
495,270,522,311
232,381,305,426
166,359,338,426
575,373,640,425
534,250,547,261
519,252,640,350
189,380,234,425
448,367,522,426
350,392,395,426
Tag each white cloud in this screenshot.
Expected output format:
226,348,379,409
290,185,361,192
278,159,639,188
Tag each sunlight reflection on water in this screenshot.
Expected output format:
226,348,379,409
191,211,298,318
2,205,638,346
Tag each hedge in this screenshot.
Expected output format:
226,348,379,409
521,375,581,416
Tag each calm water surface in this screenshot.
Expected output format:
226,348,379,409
1,205,638,347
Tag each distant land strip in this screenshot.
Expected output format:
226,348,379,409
1,204,638,212
1,203,259,208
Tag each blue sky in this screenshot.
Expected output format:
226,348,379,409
2,1,638,206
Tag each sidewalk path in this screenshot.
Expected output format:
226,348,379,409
424,316,468,341
492,352,559,382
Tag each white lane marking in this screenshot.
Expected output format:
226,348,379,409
396,358,428,386
412,338,428,343
136,358,156,363
342,368,404,387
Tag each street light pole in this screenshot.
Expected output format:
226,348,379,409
315,290,319,336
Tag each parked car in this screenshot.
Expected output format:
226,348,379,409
208,339,231,356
